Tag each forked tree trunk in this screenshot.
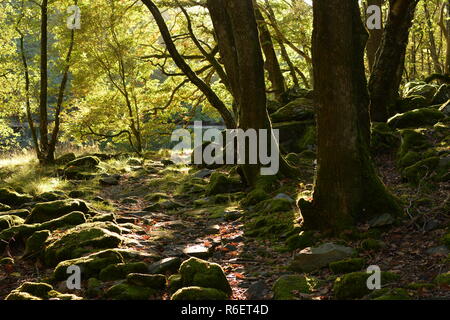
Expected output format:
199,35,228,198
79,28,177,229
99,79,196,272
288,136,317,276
368,0,419,122
299,0,402,234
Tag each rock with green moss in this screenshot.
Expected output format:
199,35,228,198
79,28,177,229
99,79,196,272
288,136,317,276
34,191,67,202
127,273,166,289
144,192,171,202
39,211,87,230
24,230,51,256
92,213,116,223
0,224,40,245
99,262,149,281
168,274,183,293
55,152,76,165
360,239,385,251
329,258,365,274
0,188,33,207
206,173,242,196
0,209,30,219
0,215,25,231
86,278,103,298
271,98,315,123
5,282,82,300
388,108,445,129
285,231,316,251
371,288,410,300
289,243,355,273
240,189,270,207
171,286,228,300
0,257,14,265
179,257,232,296
0,203,11,211
66,156,100,169
371,123,401,154
272,275,319,300
333,271,400,300
406,282,436,290
44,223,122,266
396,95,429,113
404,82,438,101
148,257,182,274
434,272,450,285
53,249,124,280
443,233,450,248
105,282,157,300
397,151,422,168
398,129,432,161
26,199,89,224
402,157,440,184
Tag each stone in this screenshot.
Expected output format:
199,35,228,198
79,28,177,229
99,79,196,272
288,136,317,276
0,188,33,207
285,231,316,251
289,242,355,273
426,245,449,256
388,108,445,129
55,153,76,165
223,210,243,222
432,84,450,105
34,191,67,202
0,203,12,211
44,222,122,266
5,282,82,300
273,193,295,203
194,169,213,178
127,273,166,289
360,239,386,251
183,245,212,259
171,286,228,300
39,211,87,230
368,213,395,227
329,258,365,274
439,99,450,116
270,98,315,123
333,271,400,300
66,156,100,168
24,230,51,256
0,209,30,219
179,257,232,296
148,257,182,274
245,280,269,300
53,249,124,281
26,199,90,224
99,262,149,281
206,173,242,196
0,215,24,231
100,175,121,186
86,278,103,298
272,275,319,300
105,283,157,300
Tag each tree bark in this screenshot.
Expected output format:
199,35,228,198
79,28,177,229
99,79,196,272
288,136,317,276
368,0,419,122
39,0,50,164
366,0,385,71
299,0,402,234
423,1,443,74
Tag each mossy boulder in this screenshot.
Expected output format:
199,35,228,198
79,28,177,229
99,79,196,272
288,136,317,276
167,274,183,293
171,286,228,300
329,258,365,274
285,231,316,251
53,249,124,280
148,257,182,274
0,203,11,211
388,108,445,129
402,156,440,184
240,189,270,206
404,82,438,102
34,191,67,202
39,211,87,230
99,262,149,281
206,173,242,196
127,273,166,289
270,98,315,123
66,156,100,169
370,288,410,300
333,271,400,300
0,188,33,206
396,95,429,113
431,84,450,105
44,223,122,266
55,152,76,165
0,209,30,219
86,278,103,298
179,257,232,296
272,275,319,300
105,283,157,300
273,120,316,153
371,123,401,154
26,199,89,224
0,215,25,231
5,282,82,300
398,129,432,160
24,230,51,256
360,239,385,251
434,272,450,285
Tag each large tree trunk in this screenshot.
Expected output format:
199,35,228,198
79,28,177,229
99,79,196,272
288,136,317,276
299,0,402,234
368,0,419,122
366,0,385,71
207,0,297,186
254,4,286,101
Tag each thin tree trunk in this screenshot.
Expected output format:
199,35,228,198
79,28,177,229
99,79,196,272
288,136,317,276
368,0,419,122
366,0,385,71
299,0,401,234
39,0,50,163
423,1,443,74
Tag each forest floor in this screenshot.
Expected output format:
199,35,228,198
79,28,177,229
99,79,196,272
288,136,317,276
0,150,449,300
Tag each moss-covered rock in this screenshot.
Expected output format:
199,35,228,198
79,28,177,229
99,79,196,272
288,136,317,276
105,282,157,300
240,189,270,206
5,282,83,300
370,288,410,300
55,152,76,165
99,262,149,281
34,191,67,202
398,129,432,160
388,108,445,129
39,211,87,230
360,239,385,251
270,98,315,123
272,275,319,300
404,82,438,102
285,231,316,251
205,173,242,196
333,271,400,300
44,223,122,266
171,286,228,300
148,257,182,274
92,213,116,223
0,203,12,211
371,123,401,154
179,257,232,296
402,157,440,184
86,278,103,298
0,209,30,219
66,156,100,169
0,214,25,231
434,272,450,285
0,188,33,207
329,258,365,274
167,274,183,293
53,249,124,281
127,273,166,289
26,199,90,224
396,95,429,113
24,229,51,256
